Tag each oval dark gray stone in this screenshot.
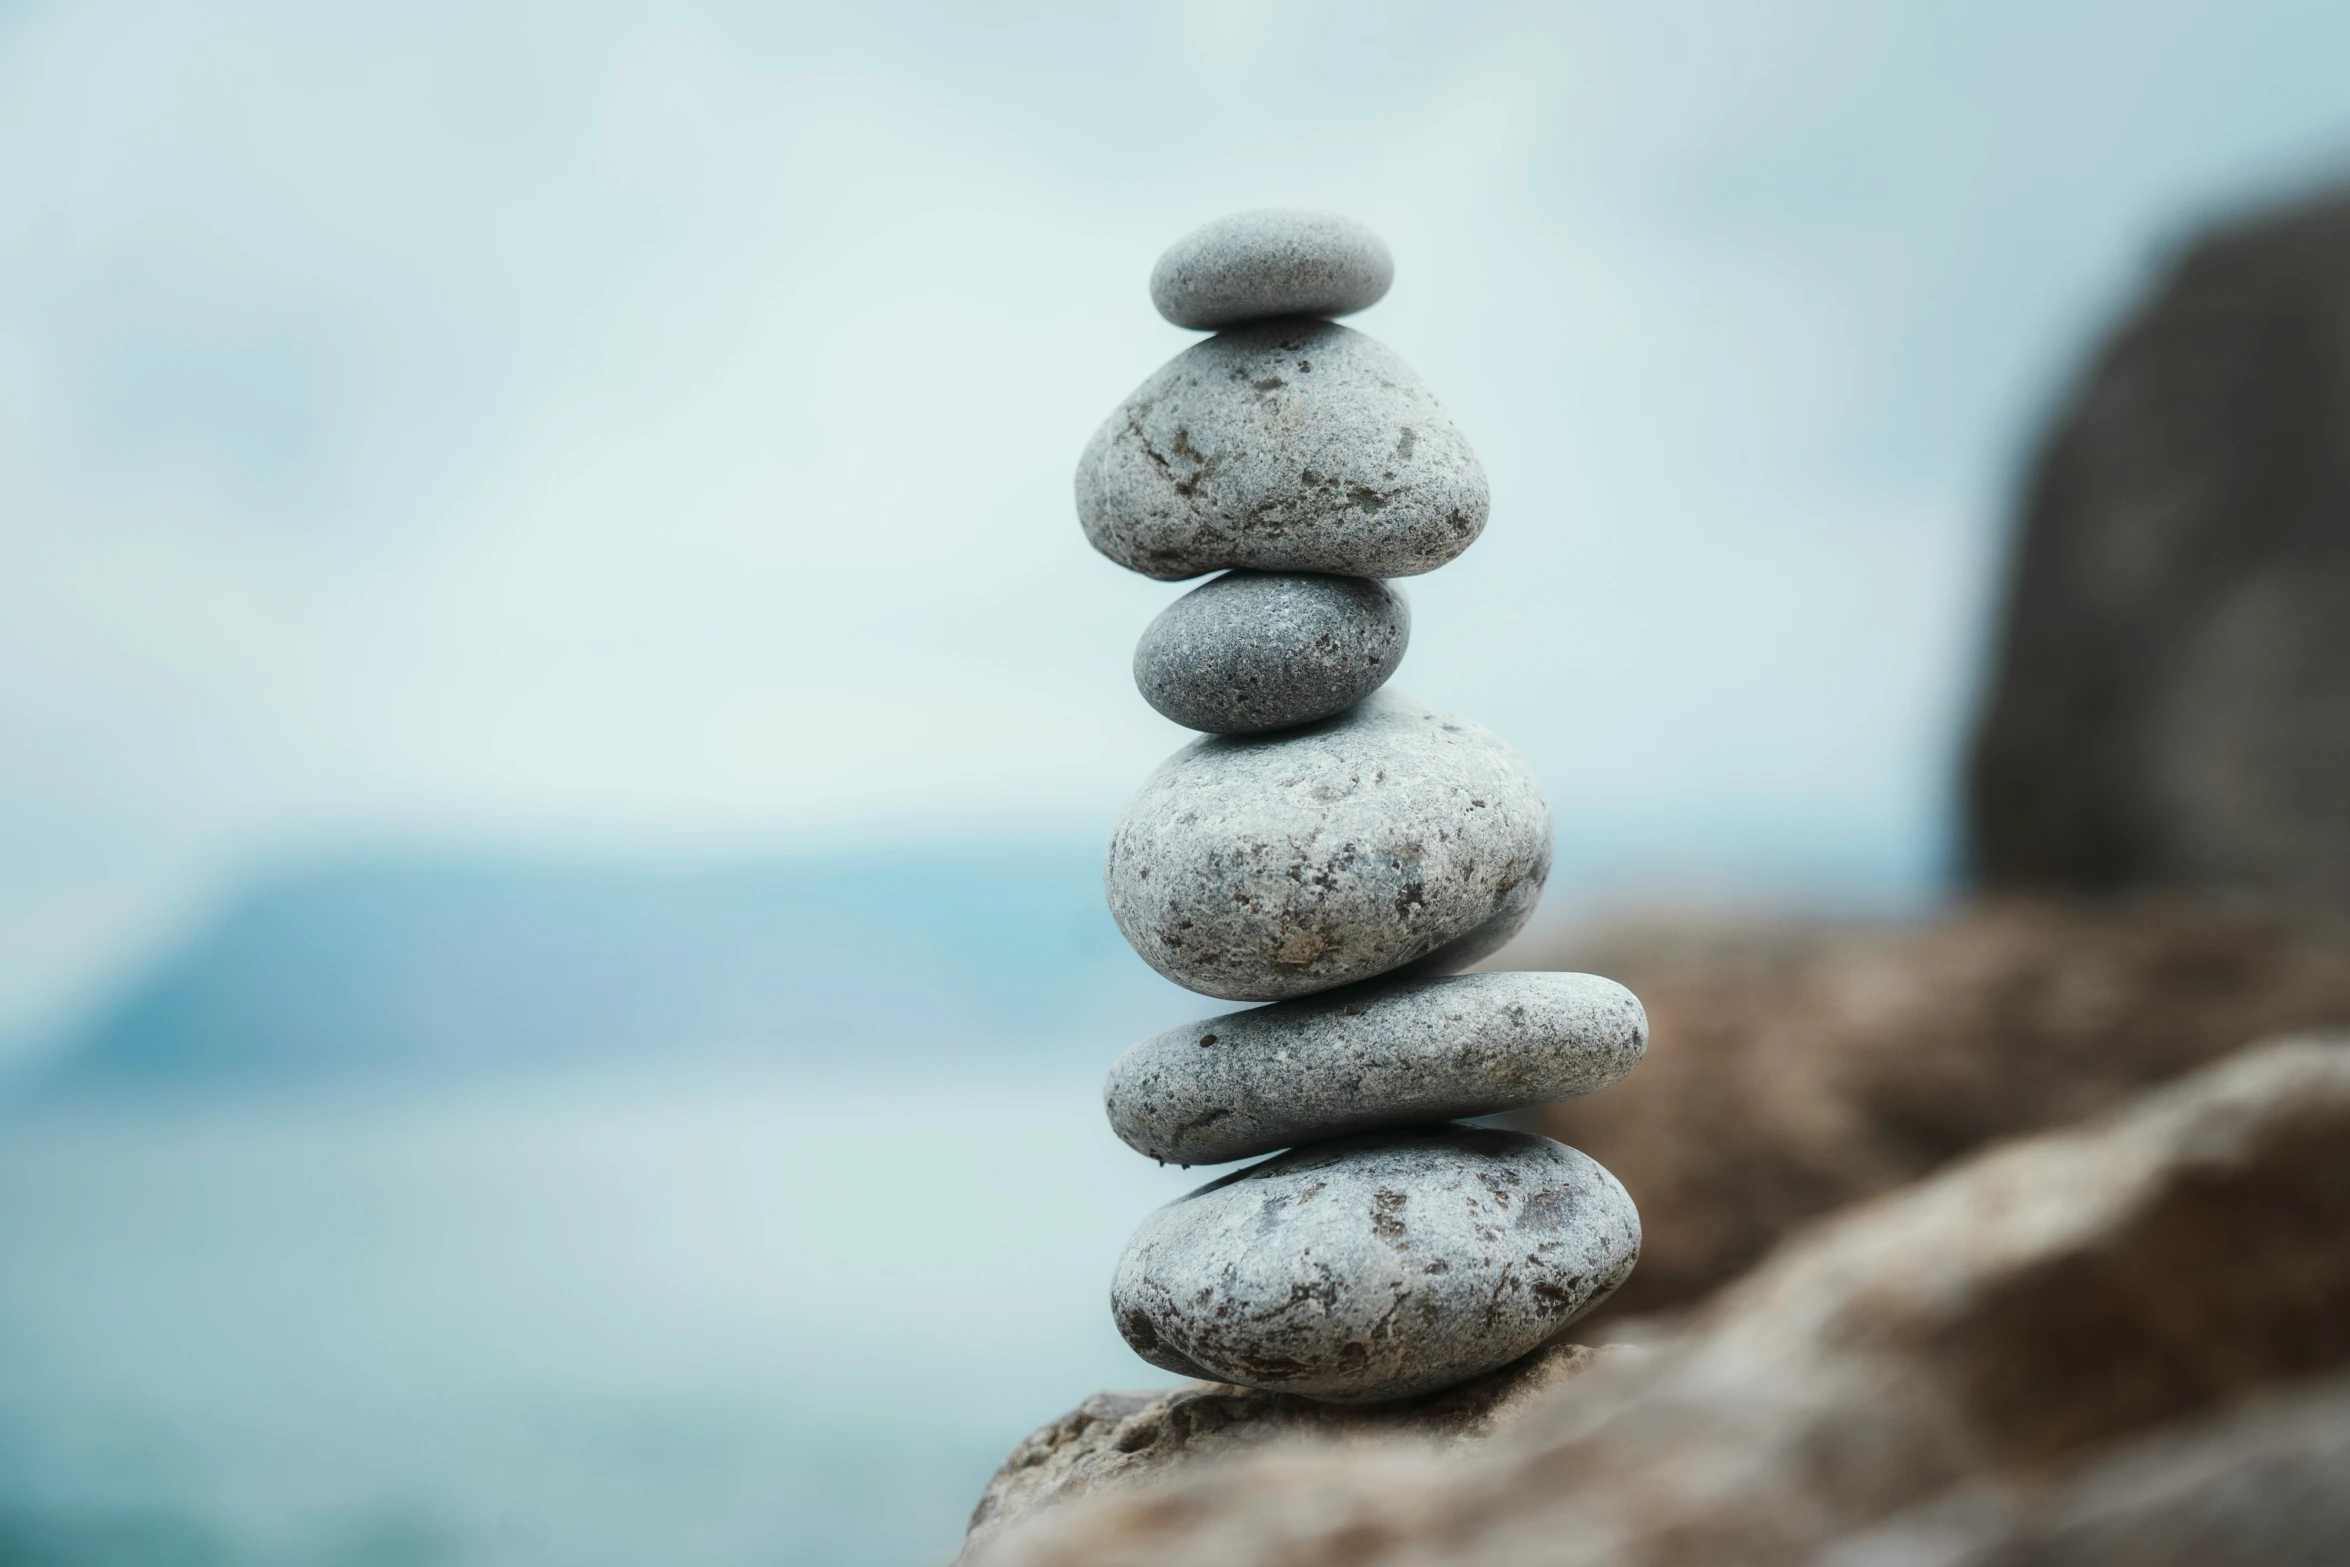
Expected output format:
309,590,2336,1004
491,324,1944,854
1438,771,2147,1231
1075,319,1488,581
1105,690,1551,1002
1148,209,1394,331
1111,1125,1640,1403
1134,571,1410,735
1105,971,1647,1166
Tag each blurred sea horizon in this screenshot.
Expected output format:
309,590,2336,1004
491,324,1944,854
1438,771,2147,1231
0,823,1931,1567
4,808,1945,1091
0,838,1218,1567
22,840,1196,1093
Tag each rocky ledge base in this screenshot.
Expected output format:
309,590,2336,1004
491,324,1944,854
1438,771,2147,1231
961,1033,2350,1567
956,1339,1630,1566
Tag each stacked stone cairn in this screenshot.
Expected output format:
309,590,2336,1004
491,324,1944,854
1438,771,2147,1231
1082,210,1648,1404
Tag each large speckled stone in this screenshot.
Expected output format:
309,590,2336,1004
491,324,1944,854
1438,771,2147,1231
1106,971,1647,1166
1148,209,1394,331
1135,571,1409,735
1076,320,1488,581
1105,690,1551,1002
1111,1125,1640,1403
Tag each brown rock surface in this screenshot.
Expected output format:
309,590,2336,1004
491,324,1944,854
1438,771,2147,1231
956,1340,1614,1565
1827,1372,2350,1566
1515,897,2350,1321
969,1035,2350,1567
1966,186,2350,903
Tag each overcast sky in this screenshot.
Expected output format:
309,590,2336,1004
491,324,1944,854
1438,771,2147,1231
5,0,2350,1040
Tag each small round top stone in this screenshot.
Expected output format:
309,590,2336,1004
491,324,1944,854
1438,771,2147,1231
1149,210,1394,331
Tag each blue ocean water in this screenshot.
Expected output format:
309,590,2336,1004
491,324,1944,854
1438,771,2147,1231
0,845,1216,1566
0,1068,1205,1566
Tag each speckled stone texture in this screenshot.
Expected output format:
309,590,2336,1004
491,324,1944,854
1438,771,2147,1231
1106,972,1647,1166
1148,209,1395,331
1076,320,1489,581
1105,690,1551,1002
1111,1124,1640,1403
1134,571,1409,735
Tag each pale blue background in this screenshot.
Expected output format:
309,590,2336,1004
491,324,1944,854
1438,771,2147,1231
4,4,2350,1563
5,0,2349,1052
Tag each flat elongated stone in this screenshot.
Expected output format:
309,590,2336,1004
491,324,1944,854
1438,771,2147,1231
1106,972,1647,1166
1134,572,1409,734
1105,690,1550,1002
1112,1125,1640,1403
1149,209,1394,331
1076,320,1488,581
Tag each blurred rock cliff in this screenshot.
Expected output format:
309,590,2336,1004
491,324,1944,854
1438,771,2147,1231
1968,190,2350,903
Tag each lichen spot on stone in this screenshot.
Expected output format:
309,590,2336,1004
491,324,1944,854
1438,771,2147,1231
1273,929,1334,967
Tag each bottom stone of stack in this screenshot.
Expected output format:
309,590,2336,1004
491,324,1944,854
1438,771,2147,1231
1111,1125,1639,1404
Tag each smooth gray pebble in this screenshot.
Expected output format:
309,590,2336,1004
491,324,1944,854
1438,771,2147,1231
1149,209,1394,331
1076,319,1487,581
1135,571,1409,735
1113,1124,1640,1403
1106,689,1551,1002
